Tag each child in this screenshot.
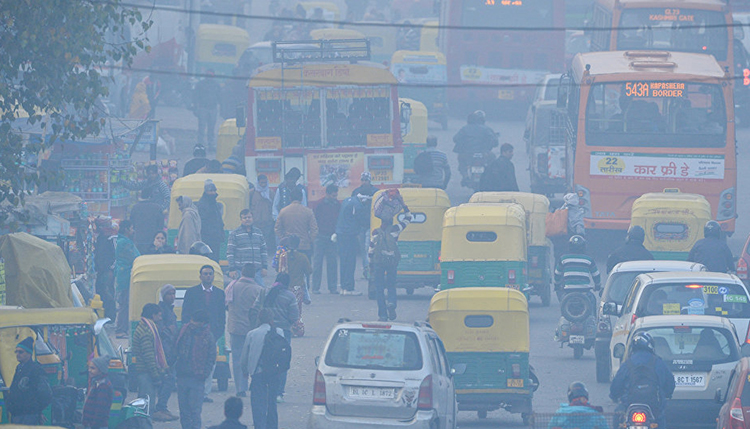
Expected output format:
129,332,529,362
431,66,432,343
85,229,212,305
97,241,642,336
279,235,311,337
82,356,114,429
369,211,412,321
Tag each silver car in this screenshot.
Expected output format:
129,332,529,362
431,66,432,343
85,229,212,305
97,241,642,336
308,321,457,429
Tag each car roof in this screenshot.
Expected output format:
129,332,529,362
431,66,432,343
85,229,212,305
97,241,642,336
333,321,431,334
634,314,735,330
610,260,706,274
637,271,741,284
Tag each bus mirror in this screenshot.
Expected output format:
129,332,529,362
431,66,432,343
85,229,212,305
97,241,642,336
735,21,745,42
236,106,247,128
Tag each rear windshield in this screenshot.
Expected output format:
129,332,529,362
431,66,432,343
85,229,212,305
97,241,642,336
637,283,750,318
638,326,739,365
325,328,423,370
605,272,641,305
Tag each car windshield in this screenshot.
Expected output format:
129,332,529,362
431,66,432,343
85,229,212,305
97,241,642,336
605,272,642,305
637,282,750,318
638,326,738,364
325,328,423,370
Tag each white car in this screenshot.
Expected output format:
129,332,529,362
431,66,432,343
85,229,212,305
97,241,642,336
308,321,457,429
604,271,750,379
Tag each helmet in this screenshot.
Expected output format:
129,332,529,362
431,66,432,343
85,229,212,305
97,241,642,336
193,144,206,158
473,110,486,124
632,331,655,353
569,235,586,253
626,225,646,245
567,381,589,402
188,241,214,258
704,220,721,239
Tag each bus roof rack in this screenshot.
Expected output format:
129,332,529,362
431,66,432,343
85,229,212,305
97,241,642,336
272,39,371,64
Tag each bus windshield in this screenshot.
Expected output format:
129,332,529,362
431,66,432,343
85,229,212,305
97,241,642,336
617,9,728,61
585,81,726,148
461,0,554,28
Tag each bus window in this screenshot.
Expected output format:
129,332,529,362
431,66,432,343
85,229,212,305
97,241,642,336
461,0,554,28
256,90,322,148
585,82,726,147
326,87,392,147
616,9,728,61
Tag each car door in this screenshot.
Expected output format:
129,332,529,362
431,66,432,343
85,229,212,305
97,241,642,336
433,335,456,429
610,278,643,377
427,334,451,428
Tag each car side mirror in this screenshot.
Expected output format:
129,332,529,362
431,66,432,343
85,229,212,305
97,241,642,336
315,356,320,366
450,363,467,376
613,343,625,359
715,388,723,404
602,302,619,316
741,343,750,358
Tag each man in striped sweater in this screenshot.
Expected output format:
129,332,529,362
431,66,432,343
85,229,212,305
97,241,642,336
554,235,601,296
227,209,269,286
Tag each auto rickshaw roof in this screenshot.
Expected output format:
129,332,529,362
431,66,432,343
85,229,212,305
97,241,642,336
443,203,526,228
197,24,251,41
0,307,98,329
249,62,397,88
469,192,549,213
572,51,725,81
631,192,712,216
387,187,450,208
172,173,249,192
399,98,428,117
130,254,224,288
429,287,528,313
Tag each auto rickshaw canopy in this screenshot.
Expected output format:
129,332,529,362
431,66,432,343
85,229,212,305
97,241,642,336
217,119,245,164
441,203,527,261
429,287,529,352
399,98,428,145
469,192,549,246
371,187,450,241
168,174,250,230
196,24,250,65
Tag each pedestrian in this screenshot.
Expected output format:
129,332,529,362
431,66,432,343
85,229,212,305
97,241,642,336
250,273,298,403
196,179,225,263
334,194,370,295
272,167,306,219
549,382,608,429
174,310,216,429
453,110,498,185
121,164,171,212
193,70,221,147
312,184,340,294
130,188,165,254
351,172,378,278
226,263,263,397
240,309,287,429
479,143,519,192
147,230,175,255
183,144,209,176
274,188,318,262
369,212,412,321
610,332,675,428
352,171,378,198
6,337,52,424
278,235,311,336
208,397,247,429
221,144,247,176
82,356,114,429
176,196,202,254
227,209,268,286
606,226,654,273
197,159,223,174
688,220,735,273
114,220,140,338
250,174,276,250
132,303,168,410
154,284,179,422
181,264,225,402
414,135,451,189
94,217,117,319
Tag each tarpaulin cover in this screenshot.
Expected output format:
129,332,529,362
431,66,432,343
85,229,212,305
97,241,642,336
23,192,82,216
0,232,73,308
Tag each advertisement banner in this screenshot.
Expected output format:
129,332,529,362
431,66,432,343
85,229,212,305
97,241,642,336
306,152,365,201
589,152,725,181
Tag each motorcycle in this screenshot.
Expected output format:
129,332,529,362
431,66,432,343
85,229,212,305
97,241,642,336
465,151,495,191
622,403,658,429
555,289,597,359
116,394,152,429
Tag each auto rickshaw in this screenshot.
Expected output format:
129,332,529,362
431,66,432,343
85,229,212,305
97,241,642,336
630,191,712,260
440,203,528,292
168,174,251,265
391,50,448,129
128,254,230,390
428,287,537,422
195,24,251,76
469,192,552,306
399,98,428,183
217,119,245,163
368,187,450,299
0,307,127,427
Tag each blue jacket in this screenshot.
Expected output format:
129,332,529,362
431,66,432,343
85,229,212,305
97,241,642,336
548,403,609,429
609,350,675,412
335,196,368,236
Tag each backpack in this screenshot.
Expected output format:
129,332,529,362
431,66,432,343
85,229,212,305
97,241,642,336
372,227,401,267
413,150,434,176
626,355,661,411
258,328,292,375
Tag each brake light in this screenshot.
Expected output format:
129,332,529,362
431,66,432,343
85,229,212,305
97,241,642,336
508,269,516,284
512,363,521,377
631,411,647,424
418,375,433,410
744,320,750,345
313,369,326,405
685,284,703,289
738,258,748,280
631,314,638,326
673,326,691,333
730,397,744,429
447,270,455,284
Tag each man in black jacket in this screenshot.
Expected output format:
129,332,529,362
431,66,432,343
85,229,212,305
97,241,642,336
196,179,225,263
607,226,654,273
688,220,735,273
6,337,52,424
182,265,226,402
479,143,519,192
453,110,498,184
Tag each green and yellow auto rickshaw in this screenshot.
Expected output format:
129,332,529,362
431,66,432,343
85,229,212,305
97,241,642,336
429,287,538,422
391,50,448,129
195,24,250,77
368,187,451,298
399,98,428,184
440,203,528,292
469,192,553,306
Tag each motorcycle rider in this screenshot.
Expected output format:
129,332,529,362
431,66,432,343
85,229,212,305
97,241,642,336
548,382,608,429
554,235,601,299
687,220,735,273
606,226,654,273
452,110,498,186
610,332,675,429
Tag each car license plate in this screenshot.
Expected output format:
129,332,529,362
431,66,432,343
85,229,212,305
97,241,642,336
569,335,585,344
507,378,524,388
674,373,706,387
505,283,520,290
498,90,514,100
347,386,395,399
470,166,484,174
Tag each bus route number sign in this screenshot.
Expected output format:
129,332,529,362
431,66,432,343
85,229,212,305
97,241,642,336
624,82,685,98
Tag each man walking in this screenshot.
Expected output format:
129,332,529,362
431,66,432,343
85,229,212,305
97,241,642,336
182,265,225,402
414,136,451,189
174,310,216,429
313,184,340,294
351,172,378,278
272,168,306,219
154,285,179,422
227,209,268,286
275,188,318,261
479,143,519,192
334,194,370,295
176,196,201,254
227,264,263,397
132,303,167,410
196,179,225,263
130,189,164,254
114,220,140,338
6,337,52,424
193,70,221,147
250,175,276,250
369,212,411,321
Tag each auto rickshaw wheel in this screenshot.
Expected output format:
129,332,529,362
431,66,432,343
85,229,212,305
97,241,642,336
478,410,488,419
573,345,584,359
218,377,228,391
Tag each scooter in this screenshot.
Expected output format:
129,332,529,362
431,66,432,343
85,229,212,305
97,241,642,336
555,289,597,359
465,151,495,191
622,403,658,429
116,394,152,429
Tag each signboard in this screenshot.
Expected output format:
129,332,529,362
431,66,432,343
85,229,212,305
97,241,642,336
255,137,282,151
367,134,394,147
459,66,547,86
306,152,365,200
589,152,724,181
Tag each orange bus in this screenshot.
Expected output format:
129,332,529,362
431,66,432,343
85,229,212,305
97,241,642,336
558,51,737,233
